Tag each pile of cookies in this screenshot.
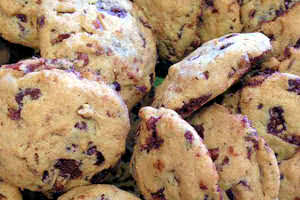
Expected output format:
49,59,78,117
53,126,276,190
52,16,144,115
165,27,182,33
0,0,299,200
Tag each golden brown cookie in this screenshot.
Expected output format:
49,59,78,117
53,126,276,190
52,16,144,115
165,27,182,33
131,107,223,200
37,0,157,110
0,58,130,195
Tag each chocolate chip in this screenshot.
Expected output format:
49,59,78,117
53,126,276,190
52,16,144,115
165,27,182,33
238,180,251,190
136,86,147,93
220,42,234,50
176,94,212,117
151,188,166,200
74,121,88,131
16,14,27,23
112,81,121,91
208,148,219,161
0,193,7,200
199,183,208,190
77,53,89,66
7,108,21,120
247,146,252,159
287,79,300,95
37,16,45,28
87,146,97,155
222,156,230,166
294,39,300,48
275,7,284,17
54,159,82,179
203,71,209,79
249,9,256,18
139,33,146,48
90,168,111,184
192,124,205,139
146,116,161,131
205,0,214,7
267,106,286,134
184,131,194,144
95,151,105,166
42,171,49,182
51,34,71,44
16,88,42,106
109,7,127,18
219,33,238,42
226,189,235,200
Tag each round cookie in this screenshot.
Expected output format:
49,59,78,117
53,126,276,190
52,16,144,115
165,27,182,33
196,0,242,43
259,2,300,58
189,104,280,200
0,182,22,200
37,0,156,110
0,0,39,48
58,184,141,200
152,33,271,118
0,58,130,195
240,0,285,32
279,151,300,200
131,107,223,200
240,72,300,160
134,0,202,62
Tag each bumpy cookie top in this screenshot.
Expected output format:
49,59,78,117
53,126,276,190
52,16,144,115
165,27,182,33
58,184,141,200
189,104,280,200
279,151,300,200
134,0,203,62
37,0,157,110
131,107,222,200
0,182,22,200
0,58,130,194
0,0,40,48
152,32,271,117
260,2,300,58
241,72,300,160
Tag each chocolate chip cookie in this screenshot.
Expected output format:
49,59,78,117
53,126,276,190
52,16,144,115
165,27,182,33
58,184,141,200
134,0,202,62
131,106,223,200
262,47,300,77
38,0,157,110
260,2,300,58
189,104,280,200
0,58,130,195
240,0,285,32
152,33,271,117
240,72,300,160
196,0,242,43
279,151,300,200
0,0,39,48
0,182,22,200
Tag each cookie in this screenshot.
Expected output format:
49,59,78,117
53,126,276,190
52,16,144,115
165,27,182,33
0,0,39,48
134,0,202,62
58,184,141,200
240,0,285,32
131,107,223,200
0,58,130,195
240,72,300,160
37,0,156,110
196,0,242,43
0,182,22,200
279,151,300,200
152,33,271,118
262,47,300,77
260,2,300,58
189,104,280,200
